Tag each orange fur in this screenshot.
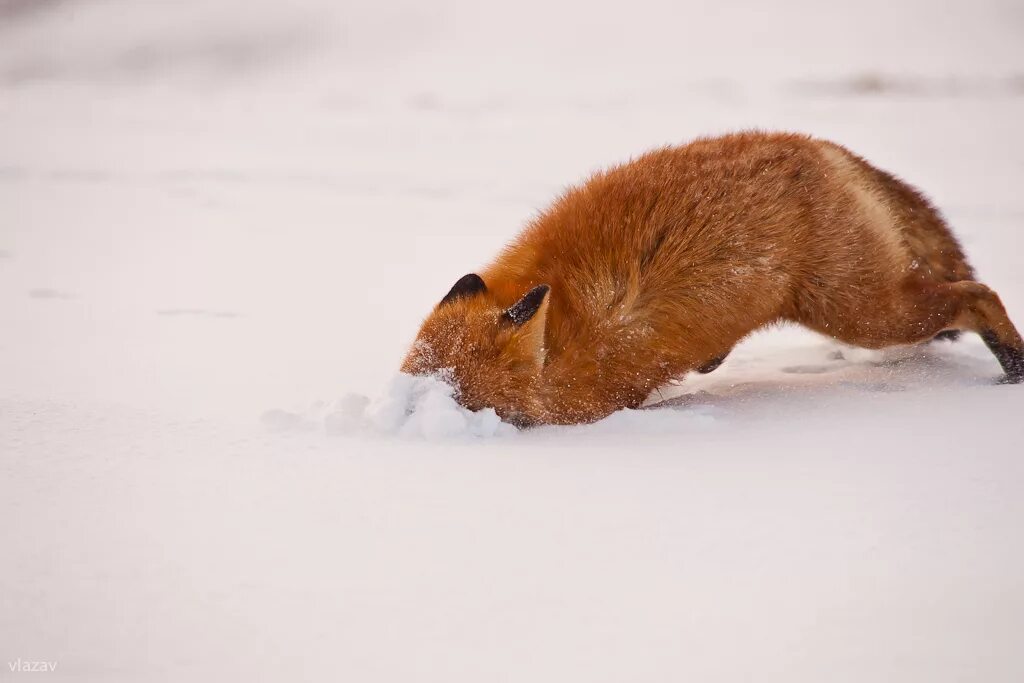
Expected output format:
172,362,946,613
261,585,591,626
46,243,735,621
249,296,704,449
402,132,1024,426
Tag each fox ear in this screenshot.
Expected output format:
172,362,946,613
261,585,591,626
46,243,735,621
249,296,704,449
440,273,487,305
504,284,550,326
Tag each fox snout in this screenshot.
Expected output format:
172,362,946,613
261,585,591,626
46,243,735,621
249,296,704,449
403,274,553,425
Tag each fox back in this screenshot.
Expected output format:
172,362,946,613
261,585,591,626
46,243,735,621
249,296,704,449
402,131,1023,425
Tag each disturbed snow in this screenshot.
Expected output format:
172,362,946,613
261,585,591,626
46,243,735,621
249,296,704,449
262,372,516,439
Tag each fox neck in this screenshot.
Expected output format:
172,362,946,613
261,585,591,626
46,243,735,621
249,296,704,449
519,347,655,426
478,276,656,425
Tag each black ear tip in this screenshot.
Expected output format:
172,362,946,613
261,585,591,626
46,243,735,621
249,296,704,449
504,283,551,326
525,283,551,301
441,273,487,305
457,273,485,289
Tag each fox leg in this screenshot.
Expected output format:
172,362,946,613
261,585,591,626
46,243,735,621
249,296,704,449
696,355,728,374
946,281,1024,383
930,330,961,342
874,279,1024,382
797,278,1024,383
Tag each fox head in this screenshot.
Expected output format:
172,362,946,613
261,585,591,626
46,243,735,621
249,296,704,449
401,274,551,427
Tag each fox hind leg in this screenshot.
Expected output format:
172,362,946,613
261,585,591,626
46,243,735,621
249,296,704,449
902,279,1024,383
949,281,1024,383
797,278,1024,383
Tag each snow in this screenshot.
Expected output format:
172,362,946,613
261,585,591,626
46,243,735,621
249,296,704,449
2,0,1024,681
263,373,515,439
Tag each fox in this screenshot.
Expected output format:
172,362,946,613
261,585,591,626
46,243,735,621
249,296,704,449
401,131,1024,426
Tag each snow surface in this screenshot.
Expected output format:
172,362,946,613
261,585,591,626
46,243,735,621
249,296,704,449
2,0,1024,680
262,373,516,439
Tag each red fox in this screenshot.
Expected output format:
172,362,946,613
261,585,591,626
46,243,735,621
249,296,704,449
401,132,1023,426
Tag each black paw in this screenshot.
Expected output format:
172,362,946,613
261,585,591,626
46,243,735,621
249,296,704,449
931,330,961,343
979,331,1024,384
696,356,726,374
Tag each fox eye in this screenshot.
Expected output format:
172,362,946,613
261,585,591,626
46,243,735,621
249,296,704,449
440,273,487,305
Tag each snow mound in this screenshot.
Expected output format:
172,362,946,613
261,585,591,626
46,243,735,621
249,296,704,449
262,373,517,439
339,373,517,438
